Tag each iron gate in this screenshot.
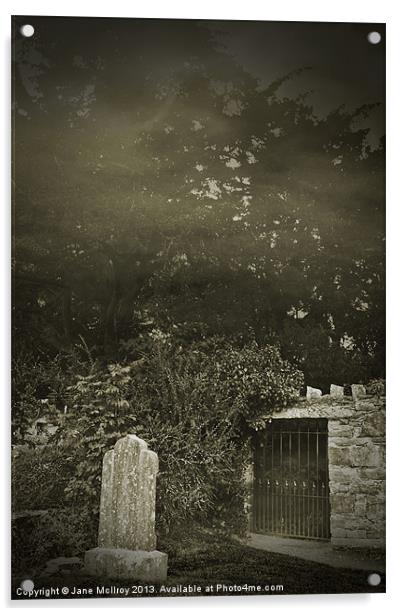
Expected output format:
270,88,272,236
252,418,330,540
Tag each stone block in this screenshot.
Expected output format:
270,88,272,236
360,467,385,480
330,494,355,513
330,512,354,524
328,446,355,467
366,528,385,539
344,530,367,538
354,495,367,515
355,444,383,468
329,443,384,469
366,493,385,506
366,501,385,516
330,513,365,532
329,466,360,483
306,386,322,400
351,384,366,400
330,384,344,398
356,480,385,496
328,424,353,438
330,482,351,493
85,548,167,582
329,436,353,446
360,412,385,437
330,527,347,538
354,400,376,412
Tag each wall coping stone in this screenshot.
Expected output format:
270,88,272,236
256,394,385,421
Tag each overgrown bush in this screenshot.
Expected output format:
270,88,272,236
53,335,303,540
12,446,74,511
366,378,386,396
12,509,92,578
12,348,93,444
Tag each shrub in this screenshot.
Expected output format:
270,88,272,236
366,378,385,396
12,445,74,512
12,443,93,577
12,508,92,578
53,335,303,540
12,348,92,445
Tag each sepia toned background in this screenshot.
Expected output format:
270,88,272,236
11,16,385,595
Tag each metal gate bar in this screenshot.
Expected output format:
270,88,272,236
252,419,330,540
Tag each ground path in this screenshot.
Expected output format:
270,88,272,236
247,533,385,573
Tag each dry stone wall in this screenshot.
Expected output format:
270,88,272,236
256,388,385,548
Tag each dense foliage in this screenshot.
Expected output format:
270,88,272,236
51,336,302,535
13,19,384,391
12,335,302,572
12,509,91,578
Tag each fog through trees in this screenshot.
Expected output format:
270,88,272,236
12,17,385,390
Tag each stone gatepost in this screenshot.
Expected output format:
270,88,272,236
85,435,168,582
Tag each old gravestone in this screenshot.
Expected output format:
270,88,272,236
85,435,168,582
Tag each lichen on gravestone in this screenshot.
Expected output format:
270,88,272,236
86,434,167,581
98,435,158,552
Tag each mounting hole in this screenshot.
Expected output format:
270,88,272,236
20,579,34,592
367,573,381,586
20,24,35,38
367,31,381,45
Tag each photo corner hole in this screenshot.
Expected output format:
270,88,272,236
367,31,381,45
20,24,35,38
20,579,34,592
367,573,381,586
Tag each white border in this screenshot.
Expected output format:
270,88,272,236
2,1,401,614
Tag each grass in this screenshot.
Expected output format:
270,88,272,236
11,536,385,599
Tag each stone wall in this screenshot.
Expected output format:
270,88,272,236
252,390,385,548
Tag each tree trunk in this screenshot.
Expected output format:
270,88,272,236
103,258,118,352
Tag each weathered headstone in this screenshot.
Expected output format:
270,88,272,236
351,384,366,400
330,384,344,398
98,449,114,548
306,386,322,400
85,435,167,582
